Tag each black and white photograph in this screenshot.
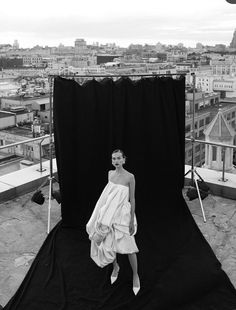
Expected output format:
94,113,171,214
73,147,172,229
0,0,236,309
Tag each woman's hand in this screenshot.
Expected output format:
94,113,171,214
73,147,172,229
129,220,135,235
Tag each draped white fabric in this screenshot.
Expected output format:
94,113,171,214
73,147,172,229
86,181,139,267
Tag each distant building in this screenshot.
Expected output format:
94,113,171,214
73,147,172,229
166,50,187,62
196,74,236,98
230,29,236,49
0,111,16,129
196,43,204,51
0,96,50,124
23,55,44,67
213,78,236,98
1,97,34,111
214,44,226,53
58,65,106,76
184,92,236,167
211,59,236,76
185,90,220,114
0,57,23,69
176,62,193,73
155,42,165,52
2,67,46,77
204,108,235,171
0,109,33,129
13,40,19,50
31,97,50,123
97,54,122,65
74,39,87,54
0,125,50,161
196,75,215,93
128,44,143,51
55,44,74,56
0,44,12,53
0,108,50,162
185,98,236,167
69,55,96,67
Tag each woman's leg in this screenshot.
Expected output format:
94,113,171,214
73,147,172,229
128,253,140,287
113,258,119,269
111,257,120,283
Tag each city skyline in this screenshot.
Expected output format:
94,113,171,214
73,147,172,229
1,0,236,48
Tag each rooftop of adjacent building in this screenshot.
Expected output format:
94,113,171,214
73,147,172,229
0,94,50,101
186,101,234,120
221,97,236,103
0,126,32,137
214,78,236,82
204,108,235,137
0,109,32,117
0,111,14,118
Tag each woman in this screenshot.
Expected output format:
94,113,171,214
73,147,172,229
86,149,140,295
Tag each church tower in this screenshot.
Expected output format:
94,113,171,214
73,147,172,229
204,108,235,171
230,29,236,48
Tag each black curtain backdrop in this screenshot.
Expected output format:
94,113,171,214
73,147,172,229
3,76,236,310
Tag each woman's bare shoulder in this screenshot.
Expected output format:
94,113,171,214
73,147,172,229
108,170,116,178
129,174,135,183
124,170,135,182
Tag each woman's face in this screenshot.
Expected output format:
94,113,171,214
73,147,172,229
112,152,125,168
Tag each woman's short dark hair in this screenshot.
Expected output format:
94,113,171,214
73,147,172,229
112,149,126,160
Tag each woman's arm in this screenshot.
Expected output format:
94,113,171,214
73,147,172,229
129,174,135,222
108,170,112,181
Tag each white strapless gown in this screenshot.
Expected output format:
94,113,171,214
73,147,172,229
86,181,139,268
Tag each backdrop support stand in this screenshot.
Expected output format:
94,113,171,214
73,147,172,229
184,73,207,223
45,73,186,233
46,76,54,234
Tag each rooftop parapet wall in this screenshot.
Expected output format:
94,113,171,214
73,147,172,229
0,159,57,203
0,161,235,204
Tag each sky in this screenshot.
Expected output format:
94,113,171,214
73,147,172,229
1,0,236,48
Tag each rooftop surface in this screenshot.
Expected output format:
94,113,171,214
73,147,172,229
0,112,14,118
0,109,32,117
0,186,236,307
0,126,32,137
34,97,49,104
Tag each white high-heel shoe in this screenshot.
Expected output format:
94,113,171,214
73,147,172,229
133,286,140,295
133,275,140,295
110,264,120,284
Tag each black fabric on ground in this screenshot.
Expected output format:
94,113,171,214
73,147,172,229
3,76,236,310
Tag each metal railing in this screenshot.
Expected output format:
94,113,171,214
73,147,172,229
185,137,236,182
0,133,235,184
0,134,50,150
0,134,53,174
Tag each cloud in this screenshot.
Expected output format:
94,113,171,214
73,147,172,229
0,1,236,47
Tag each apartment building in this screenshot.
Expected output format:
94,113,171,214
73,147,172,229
0,126,49,162
1,96,50,124
176,62,193,72
0,107,34,128
204,109,235,172
74,39,87,54
166,50,188,62
185,90,220,114
23,55,44,67
196,73,236,98
196,75,215,92
184,91,236,167
213,78,236,98
31,98,50,123
211,59,236,75
185,106,236,167
2,68,46,77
